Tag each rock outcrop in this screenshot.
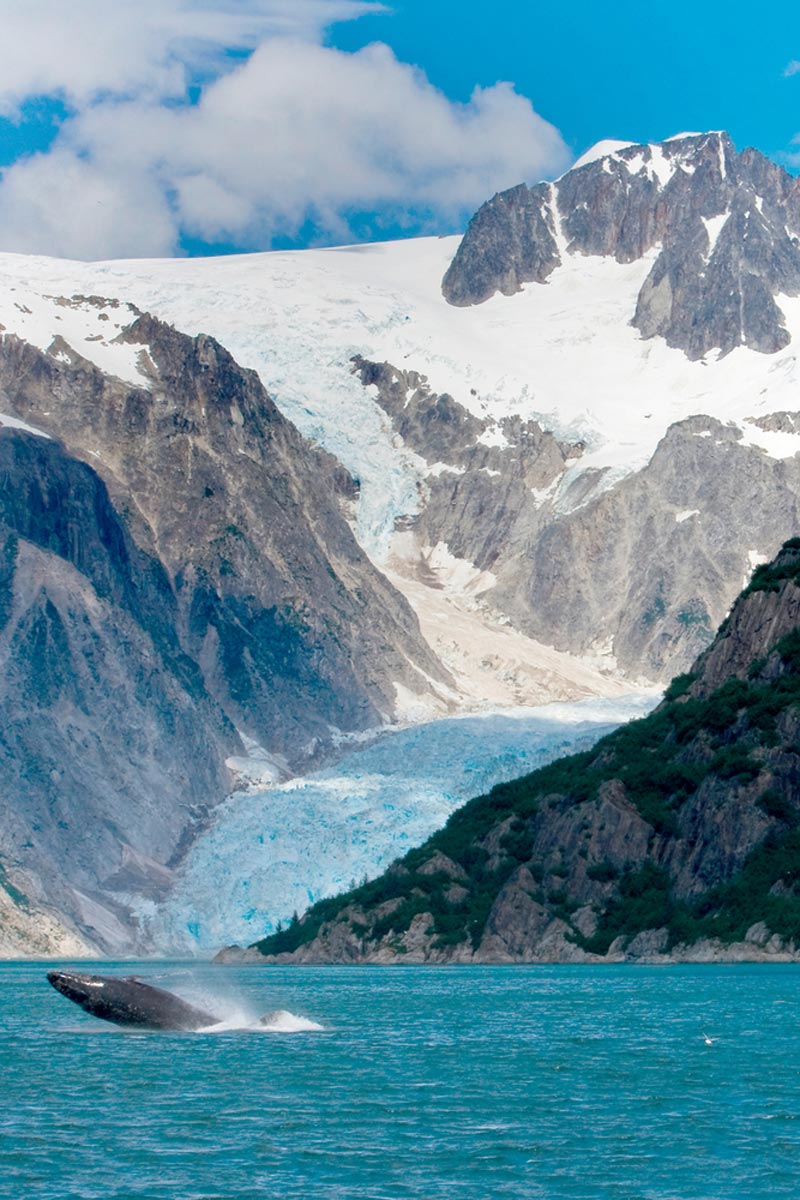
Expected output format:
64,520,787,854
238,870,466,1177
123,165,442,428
443,132,800,360
244,540,800,963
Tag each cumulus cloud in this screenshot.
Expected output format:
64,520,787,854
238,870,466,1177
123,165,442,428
0,2,570,259
0,149,176,260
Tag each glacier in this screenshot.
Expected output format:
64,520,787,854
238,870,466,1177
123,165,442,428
6,222,800,563
140,692,658,955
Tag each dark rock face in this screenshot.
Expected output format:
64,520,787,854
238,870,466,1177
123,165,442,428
441,182,560,306
0,429,232,949
0,316,448,950
248,541,800,963
502,416,800,678
443,132,800,360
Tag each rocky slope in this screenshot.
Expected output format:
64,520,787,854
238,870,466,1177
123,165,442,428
444,131,800,360
241,540,800,963
354,355,800,678
0,302,447,953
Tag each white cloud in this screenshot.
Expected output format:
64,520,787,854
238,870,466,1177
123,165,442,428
0,3,570,259
0,148,176,260
784,59,800,78
0,1,384,111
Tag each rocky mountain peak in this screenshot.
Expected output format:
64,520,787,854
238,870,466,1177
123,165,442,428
442,131,800,360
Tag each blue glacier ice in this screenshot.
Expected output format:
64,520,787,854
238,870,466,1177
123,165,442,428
142,694,658,954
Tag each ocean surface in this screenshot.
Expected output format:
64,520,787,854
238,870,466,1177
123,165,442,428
2,962,799,1199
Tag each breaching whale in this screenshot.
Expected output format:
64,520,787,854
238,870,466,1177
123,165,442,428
47,970,221,1030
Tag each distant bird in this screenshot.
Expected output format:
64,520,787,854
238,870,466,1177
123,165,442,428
702,1032,718,1045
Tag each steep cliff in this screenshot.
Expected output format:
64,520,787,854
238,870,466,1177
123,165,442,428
0,304,449,952
245,540,800,963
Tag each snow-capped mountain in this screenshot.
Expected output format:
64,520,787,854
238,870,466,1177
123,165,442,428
2,130,800,953
445,131,800,358
3,133,799,691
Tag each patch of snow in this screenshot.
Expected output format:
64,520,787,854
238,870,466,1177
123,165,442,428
624,151,645,176
675,509,699,523
0,288,151,389
476,424,509,449
426,461,465,477
0,412,50,439
739,422,800,459
530,475,561,508
744,548,768,586
664,132,703,141
572,140,635,170
702,214,728,256
646,145,676,188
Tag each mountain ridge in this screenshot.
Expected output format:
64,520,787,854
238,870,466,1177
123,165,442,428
5,140,800,689
0,306,449,953
443,131,800,360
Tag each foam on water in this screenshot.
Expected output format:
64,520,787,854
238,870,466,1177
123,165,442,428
255,1010,326,1034
162,973,325,1034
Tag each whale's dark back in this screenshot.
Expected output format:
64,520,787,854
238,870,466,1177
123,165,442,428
47,971,220,1030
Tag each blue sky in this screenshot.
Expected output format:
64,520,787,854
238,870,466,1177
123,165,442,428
332,0,800,162
0,0,798,259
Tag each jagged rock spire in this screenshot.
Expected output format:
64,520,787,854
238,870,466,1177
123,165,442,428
443,132,800,360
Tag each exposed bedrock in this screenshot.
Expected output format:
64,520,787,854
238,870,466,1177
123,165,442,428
0,315,449,951
355,357,800,681
443,132,800,360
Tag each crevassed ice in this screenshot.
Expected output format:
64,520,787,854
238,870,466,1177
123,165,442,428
138,693,658,955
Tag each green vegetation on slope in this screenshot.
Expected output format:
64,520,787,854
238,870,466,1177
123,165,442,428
254,539,800,961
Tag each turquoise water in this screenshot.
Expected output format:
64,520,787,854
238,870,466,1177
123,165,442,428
2,963,800,1199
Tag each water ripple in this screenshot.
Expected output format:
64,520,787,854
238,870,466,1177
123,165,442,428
2,963,800,1198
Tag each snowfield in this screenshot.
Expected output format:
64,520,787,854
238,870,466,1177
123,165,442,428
2,224,800,564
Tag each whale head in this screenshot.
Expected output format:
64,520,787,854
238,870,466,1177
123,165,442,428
47,970,108,1013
